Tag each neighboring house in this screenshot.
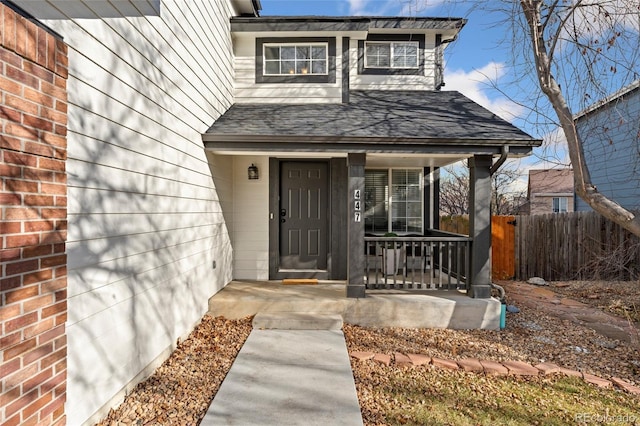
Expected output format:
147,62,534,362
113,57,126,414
526,169,575,215
1,0,540,424
574,80,640,212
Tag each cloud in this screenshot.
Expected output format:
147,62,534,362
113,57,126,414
444,62,526,123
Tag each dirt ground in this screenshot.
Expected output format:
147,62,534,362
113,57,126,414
96,280,640,425
547,280,640,324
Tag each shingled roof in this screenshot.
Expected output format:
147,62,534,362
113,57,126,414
203,90,541,154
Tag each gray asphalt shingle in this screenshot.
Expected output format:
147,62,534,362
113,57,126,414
205,90,537,144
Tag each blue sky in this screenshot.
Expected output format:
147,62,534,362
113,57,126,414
259,0,568,185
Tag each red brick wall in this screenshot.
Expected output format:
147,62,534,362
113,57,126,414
1,3,68,425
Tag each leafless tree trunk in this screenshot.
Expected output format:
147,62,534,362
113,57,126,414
519,0,640,236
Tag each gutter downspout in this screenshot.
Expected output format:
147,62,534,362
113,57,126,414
490,145,509,175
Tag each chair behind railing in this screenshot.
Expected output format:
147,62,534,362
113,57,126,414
364,233,471,291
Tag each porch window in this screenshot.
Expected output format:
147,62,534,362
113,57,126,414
263,43,328,76
364,41,419,69
552,197,568,213
364,169,423,234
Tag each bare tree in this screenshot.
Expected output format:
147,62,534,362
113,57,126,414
407,0,640,235
440,166,469,215
518,0,640,235
492,167,527,215
440,163,526,215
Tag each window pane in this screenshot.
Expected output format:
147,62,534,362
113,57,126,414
281,47,295,60
406,219,422,233
365,170,389,233
296,46,310,60
296,61,310,74
311,60,326,74
407,202,422,217
406,186,421,200
281,61,295,74
264,46,279,60
392,55,407,68
366,43,390,68
312,46,326,59
392,170,407,185
391,42,419,68
264,61,280,75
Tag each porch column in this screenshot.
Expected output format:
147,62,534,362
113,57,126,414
468,155,493,298
347,153,366,298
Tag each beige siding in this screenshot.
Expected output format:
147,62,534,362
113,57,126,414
231,156,270,280
234,34,342,103
349,37,437,91
42,1,236,424
530,195,575,215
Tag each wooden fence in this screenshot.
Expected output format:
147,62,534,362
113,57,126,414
441,212,640,281
515,211,640,281
440,215,516,280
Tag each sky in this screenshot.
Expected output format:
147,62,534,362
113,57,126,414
258,0,572,190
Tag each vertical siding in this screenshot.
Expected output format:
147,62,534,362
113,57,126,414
42,1,236,424
576,88,640,211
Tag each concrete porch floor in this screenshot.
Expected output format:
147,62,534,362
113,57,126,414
208,281,500,330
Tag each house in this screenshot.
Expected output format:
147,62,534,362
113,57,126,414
574,80,640,212
0,0,540,424
526,169,575,215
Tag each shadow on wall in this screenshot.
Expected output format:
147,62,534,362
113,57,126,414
61,8,235,424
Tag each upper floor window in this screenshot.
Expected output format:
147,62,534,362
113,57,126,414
365,42,419,69
256,37,336,84
357,35,424,76
552,197,568,213
263,43,328,76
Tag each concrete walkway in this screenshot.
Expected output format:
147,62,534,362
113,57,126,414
201,314,364,426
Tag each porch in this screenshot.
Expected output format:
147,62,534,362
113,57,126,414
207,281,501,330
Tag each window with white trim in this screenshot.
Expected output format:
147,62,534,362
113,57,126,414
263,43,328,76
365,41,419,69
552,197,568,213
364,169,423,234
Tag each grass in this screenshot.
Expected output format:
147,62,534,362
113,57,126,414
355,364,640,425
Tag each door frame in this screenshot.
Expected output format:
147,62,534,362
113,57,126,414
269,157,348,280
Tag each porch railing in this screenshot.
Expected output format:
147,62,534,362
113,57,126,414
364,231,472,291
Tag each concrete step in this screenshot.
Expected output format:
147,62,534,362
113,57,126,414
253,312,343,330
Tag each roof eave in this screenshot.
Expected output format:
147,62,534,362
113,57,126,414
202,134,541,155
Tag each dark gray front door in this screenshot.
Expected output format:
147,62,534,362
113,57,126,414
279,162,329,270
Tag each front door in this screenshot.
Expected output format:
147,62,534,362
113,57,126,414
279,161,329,271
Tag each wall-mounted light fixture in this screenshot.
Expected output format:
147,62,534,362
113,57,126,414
248,163,259,180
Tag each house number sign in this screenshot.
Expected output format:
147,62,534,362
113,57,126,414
354,190,361,222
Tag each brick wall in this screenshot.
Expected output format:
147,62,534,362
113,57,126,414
1,3,68,425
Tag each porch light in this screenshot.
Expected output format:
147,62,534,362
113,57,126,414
248,164,259,180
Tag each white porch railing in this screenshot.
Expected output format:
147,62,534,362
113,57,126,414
364,231,472,291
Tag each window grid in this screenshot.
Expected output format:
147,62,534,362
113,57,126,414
364,169,423,234
263,43,328,76
365,41,419,69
